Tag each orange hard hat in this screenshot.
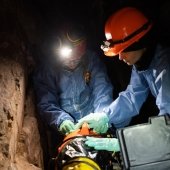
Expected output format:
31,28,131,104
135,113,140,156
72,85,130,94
102,7,152,57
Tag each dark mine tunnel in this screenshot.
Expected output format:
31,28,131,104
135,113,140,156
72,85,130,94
1,0,170,169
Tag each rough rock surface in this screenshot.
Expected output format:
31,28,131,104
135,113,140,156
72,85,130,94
0,0,44,168
0,47,43,169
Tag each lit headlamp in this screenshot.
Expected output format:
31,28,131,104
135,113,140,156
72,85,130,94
57,35,85,60
59,46,73,59
101,40,112,52
56,26,86,61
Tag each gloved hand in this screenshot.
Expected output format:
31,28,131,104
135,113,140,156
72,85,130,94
76,112,109,134
59,120,76,135
85,136,120,152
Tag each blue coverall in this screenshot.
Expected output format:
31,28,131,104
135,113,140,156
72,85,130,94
33,50,113,130
104,44,170,128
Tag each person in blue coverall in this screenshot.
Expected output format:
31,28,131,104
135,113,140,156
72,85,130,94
76,7,170,152
33,22,113,137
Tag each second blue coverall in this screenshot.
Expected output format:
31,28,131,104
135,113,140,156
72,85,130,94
105,44,170,128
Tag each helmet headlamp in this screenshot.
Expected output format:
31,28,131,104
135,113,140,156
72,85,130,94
101,40,112,52
56,23,87,65
59,46,73,59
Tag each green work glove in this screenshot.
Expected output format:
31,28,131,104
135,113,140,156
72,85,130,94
59,120,76,135
76,112,109,134
85,137,120,152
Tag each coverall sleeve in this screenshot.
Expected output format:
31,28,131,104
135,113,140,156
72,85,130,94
33,65,74,130
156,57,170,115
104,67,150,128
90,54,113,113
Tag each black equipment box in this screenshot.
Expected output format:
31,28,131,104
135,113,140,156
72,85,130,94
117,115,170,170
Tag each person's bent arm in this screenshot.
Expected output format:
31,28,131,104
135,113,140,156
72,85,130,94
154,50,170,115
104,67,149,128
76,67,149,131
33,65,74,131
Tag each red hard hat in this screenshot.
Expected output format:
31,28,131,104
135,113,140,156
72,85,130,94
103,7,152,57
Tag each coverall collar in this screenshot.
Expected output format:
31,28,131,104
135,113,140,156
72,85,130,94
134,44,156,71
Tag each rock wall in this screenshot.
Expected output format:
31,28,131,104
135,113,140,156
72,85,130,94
0,34,43,170
0,0,44,169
